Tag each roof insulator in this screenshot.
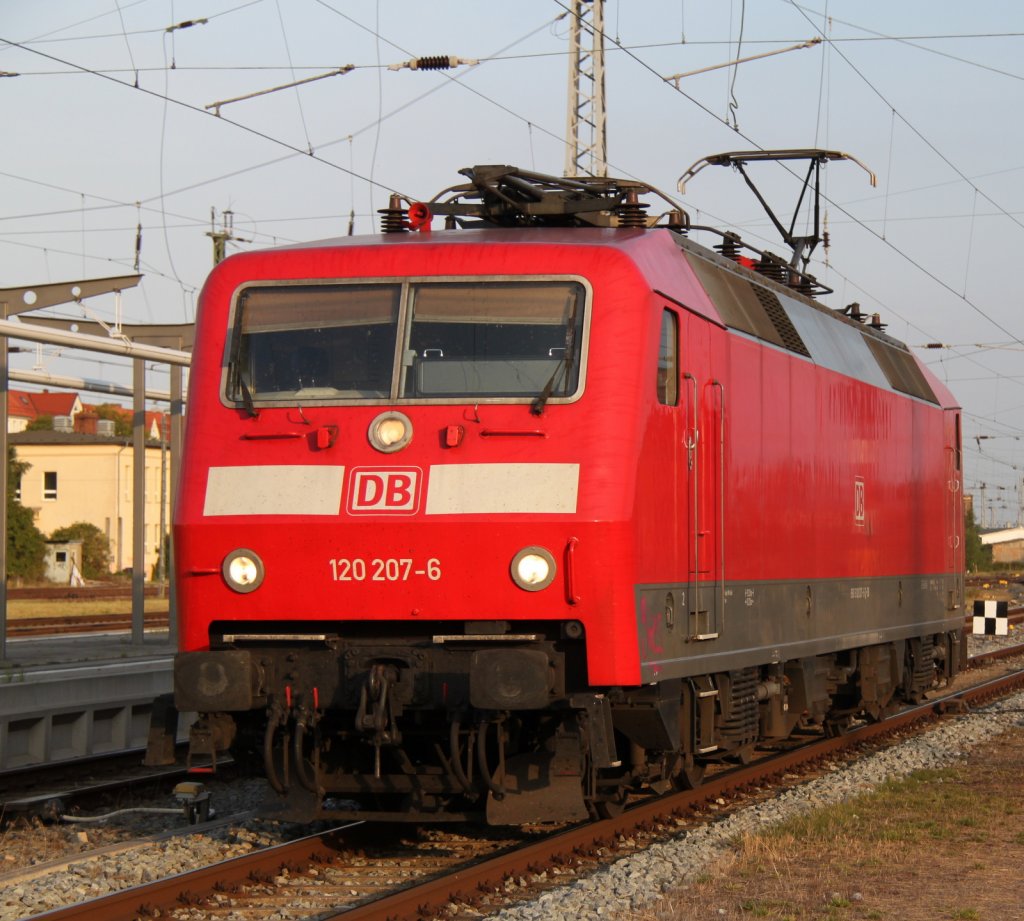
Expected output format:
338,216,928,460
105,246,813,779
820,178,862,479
616,190,649,228
378,194,408,234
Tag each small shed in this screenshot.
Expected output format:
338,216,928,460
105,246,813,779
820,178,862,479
44,539,85,585
980,527,1024,565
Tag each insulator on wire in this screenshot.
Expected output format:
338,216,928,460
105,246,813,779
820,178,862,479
388,55,479,72
378,194,408,233
415,55,455,70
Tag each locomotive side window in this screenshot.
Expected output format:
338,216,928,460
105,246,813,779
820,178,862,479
401,281,585,398
227,284,401,401
657,309,678,406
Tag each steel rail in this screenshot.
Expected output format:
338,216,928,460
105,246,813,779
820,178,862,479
7,613,169,637
27,822,373,921
326,667,1024,921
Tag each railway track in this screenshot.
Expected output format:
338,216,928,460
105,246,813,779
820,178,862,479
17,644,1024,921
6,612,169,638
3,584,169,637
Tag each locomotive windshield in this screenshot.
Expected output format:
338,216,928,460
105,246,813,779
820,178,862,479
226,279,586,405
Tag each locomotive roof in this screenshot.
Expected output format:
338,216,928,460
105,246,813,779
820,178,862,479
245,224,916,350
213,224,957,412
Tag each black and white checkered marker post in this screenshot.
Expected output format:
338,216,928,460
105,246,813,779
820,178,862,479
972,599,1009,636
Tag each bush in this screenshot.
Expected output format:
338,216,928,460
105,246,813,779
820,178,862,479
964,507,992,573
50,521,112,579
7,449,45,580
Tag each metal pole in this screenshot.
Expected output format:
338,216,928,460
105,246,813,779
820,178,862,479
564,1,582,177
132,358,146,645
10,368,171,402
563,0,607,178
157,409,167,591
169,366,183,648
0,318,190,366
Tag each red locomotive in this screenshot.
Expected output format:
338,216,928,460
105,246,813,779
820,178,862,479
171,160,965,823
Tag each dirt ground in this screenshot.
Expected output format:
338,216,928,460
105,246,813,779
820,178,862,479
632,727,1024,921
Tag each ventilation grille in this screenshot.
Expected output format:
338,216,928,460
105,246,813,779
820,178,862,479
752,286,811,357
863,335,938,404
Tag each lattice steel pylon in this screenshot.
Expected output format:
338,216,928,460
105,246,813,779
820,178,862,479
564,0,607,178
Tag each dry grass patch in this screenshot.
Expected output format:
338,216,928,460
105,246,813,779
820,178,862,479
5,598,168,620
625,728,1024,921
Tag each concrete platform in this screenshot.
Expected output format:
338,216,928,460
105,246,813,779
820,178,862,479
0,631,178,773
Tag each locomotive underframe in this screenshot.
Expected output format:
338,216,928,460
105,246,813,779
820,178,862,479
173,617,965,823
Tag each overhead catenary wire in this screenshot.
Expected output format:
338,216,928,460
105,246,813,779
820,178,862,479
552,0,1024,356
8,3,1024,497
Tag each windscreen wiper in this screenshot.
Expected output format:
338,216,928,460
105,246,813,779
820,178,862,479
235,364,260,418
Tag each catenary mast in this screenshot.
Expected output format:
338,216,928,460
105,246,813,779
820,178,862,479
564,0,607,178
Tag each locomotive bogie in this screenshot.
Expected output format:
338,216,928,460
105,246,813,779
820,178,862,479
177,628,963,821
168,173,965,823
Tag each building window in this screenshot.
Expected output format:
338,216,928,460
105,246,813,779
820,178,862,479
43,471,58,501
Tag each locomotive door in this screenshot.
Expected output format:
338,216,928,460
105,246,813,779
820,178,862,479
681,312,724,640
944,409,964,611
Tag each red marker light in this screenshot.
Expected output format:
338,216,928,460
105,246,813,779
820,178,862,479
408,202,432,232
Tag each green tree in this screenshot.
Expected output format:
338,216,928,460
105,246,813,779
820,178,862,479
50,521,112,580
7,448,46,581
964,505,992,572
95,403,132,436
25,413,53,432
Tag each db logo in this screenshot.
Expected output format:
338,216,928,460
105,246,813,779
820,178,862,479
347,467,422,515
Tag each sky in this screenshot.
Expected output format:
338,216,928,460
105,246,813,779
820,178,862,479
1,0,1023,527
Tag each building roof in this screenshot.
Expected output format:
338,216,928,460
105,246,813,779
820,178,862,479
7,391,35,420
6,388,169,439
7,388,81,423
30,391,80,417
9,429,163,448
79,403,168,440
980,527,1024,546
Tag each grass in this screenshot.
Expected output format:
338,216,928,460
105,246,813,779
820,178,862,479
619,729,1024,921
6,598,169,620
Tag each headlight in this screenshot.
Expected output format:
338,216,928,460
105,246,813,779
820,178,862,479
368,410,413,453
510,546,556,592
222,549,265,593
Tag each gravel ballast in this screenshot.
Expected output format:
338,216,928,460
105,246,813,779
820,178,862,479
1,640,1021,921
486,687,1024,921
